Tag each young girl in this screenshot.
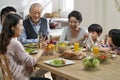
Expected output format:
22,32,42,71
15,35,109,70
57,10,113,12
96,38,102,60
106,29,120,54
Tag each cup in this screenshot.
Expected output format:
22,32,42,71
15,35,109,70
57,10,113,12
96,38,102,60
53,44,58,58
93,47,99,55
74,43,79,52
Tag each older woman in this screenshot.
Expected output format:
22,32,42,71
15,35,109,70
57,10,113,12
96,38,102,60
59,10,88,43
0,14,50,80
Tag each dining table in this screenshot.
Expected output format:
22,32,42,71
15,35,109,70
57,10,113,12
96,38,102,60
36,55,120,80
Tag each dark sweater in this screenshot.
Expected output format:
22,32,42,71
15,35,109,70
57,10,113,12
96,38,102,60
23,18,48,39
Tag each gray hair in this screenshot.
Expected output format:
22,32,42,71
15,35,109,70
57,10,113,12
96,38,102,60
29,3,43,12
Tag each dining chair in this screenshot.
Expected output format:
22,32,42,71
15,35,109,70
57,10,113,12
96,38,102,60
104,34,108,44
0,54,12,80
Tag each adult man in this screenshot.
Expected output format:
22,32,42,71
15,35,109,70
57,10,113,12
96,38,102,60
20,3,51,44
0,6,17,33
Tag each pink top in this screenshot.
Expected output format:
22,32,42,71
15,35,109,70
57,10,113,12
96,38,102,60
6,38,37,80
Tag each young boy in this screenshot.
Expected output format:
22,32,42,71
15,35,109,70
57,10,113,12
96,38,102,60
83,24,103,48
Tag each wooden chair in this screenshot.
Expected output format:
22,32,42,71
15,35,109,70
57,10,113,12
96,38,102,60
104,34,108,44
0,54,12,80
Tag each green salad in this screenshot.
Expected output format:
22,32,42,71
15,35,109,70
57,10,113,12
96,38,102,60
24,43,37,48
82,57,100,69
25,48,37,54
50,59,65,66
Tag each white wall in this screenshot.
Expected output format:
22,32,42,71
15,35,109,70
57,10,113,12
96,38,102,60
74,0,96,28
0,0,53,18
0,0,120,37
106,0,120,32
74,0,120,38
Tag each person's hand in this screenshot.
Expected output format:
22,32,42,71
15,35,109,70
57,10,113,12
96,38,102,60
40,41,47,49
98,39,104,45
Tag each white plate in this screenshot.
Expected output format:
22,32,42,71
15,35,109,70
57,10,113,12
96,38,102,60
24,43,37,48
29,50,38,55
44,58,75,67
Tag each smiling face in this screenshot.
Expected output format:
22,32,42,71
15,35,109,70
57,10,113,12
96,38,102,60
29,5,42,24
89,31,99,41
12,19,23,37
68,17,80,30
107,36,115,47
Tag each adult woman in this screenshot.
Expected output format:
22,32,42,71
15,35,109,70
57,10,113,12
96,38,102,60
59,10,88,43
0,14,50,80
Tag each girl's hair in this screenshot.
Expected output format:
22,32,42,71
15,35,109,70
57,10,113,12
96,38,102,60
88,24,102,36
108,29,120,47
0,13,22,53
68,10,82,23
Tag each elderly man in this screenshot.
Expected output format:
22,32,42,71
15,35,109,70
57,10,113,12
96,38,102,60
0,6,16,33
20,3,51,44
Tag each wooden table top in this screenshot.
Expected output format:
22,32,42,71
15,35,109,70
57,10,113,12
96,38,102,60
37,55,120,80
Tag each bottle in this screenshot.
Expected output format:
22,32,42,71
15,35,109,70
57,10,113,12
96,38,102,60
86,33,94,52
38,33,42,48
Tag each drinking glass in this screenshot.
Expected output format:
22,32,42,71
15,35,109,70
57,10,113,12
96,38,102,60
74,43,79,52
53,43,59,58
93,47,99,56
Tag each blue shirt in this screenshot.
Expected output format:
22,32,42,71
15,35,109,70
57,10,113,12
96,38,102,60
0,23,2,33
20,18,51,44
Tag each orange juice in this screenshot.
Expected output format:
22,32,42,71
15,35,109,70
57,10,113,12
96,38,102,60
74,43,79,52
93,47,99,55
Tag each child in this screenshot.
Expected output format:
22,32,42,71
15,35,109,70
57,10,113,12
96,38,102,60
104,29,120,54
83,24,103,49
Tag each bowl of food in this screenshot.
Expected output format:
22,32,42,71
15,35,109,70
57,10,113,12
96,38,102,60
97,53,110,64
82,57,100,70
58,42,71,53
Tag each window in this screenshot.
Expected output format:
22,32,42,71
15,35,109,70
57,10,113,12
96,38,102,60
59,0,74,17
60,0,74,11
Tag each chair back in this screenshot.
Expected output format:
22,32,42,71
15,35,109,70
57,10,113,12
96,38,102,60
0,54,12,80
104,34,108,44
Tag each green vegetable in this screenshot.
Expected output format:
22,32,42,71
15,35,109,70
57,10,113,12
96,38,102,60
50,59,64,66
24,43,37,48
25,48,36,54
82,57,100,69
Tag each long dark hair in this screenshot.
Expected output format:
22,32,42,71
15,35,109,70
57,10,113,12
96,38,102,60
108,29,120,47
0,14,22,53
